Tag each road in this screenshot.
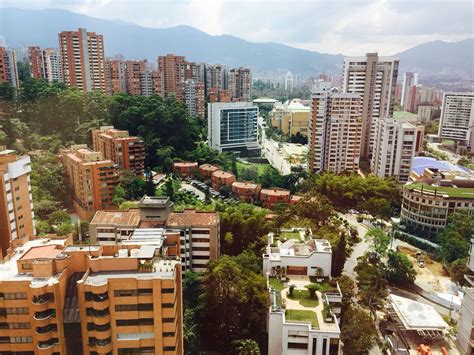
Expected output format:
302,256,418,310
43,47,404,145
260,122,293,175
427,142,461,164
340,212,370,278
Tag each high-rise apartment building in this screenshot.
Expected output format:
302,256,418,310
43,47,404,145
0,235,183,354
0,148,35,259
105,59,126,95
308,89,362,174
60,145,120,220
285,71,294,92
42,48,63,83
438,92,474,147
208,102,259,154
125,60,146,96
401,72,415,108
342,53,399,159
229,67,252,101
59,28,106,92
27,46,45,79
0,46,19,90
206,64,228,91
140,70,154,96
156,54,196,101
184,80,205,119
92,126,145,177
371,117,418,182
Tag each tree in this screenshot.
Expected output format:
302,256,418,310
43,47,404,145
336,275,355,316
164,179,175,200
340,306,378,355
355,256,388,316
450,258,469,284
366,227,390,257
331,232,347,277
112,186,126,206
48,210,71,226
184,309,199,355
204,185,211,204
200,255,269,352
233,339,261,355
145,169,156,196
239,165,259,181
438,211,473,264
219,185,232,198
0,82,15,100
305,283,319,299
386,251,416,287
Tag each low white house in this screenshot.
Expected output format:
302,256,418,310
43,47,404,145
263,238,333,277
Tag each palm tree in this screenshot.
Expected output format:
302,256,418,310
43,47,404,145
183,309,198,354
233,339,261,355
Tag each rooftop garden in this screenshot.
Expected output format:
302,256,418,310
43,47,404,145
287,287,319,307
404,182,474,198
279,230,302,241
308,279,340,294
269,277,286,306
285,309,319,329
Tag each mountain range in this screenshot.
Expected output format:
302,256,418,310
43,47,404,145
0,7,472,77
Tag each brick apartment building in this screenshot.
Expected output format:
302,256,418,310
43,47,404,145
260,188,291,209
172,162,198,179
231,181,262,203
60,145,120,220
92,126,145,177
0,147,35,259
211,170,236,191
0,234,183,354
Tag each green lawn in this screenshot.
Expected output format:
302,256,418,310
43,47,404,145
285,310,319,329
280,231,301,241
287,289,319,307
405,182,474,198
236,161,272,176
269,277,285,306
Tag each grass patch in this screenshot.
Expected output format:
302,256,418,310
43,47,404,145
405,182,474,198
287,289,319,307
285,309,319,329
236,161,272,176
280,231,301,240
269,277,285,306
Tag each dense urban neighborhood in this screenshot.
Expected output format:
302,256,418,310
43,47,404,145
0,4,473,355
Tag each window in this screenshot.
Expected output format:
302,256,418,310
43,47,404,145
288,342,308,349
162,318,174,323
4,292,27,300
10,336,33,343
162,332,175,337
6,307,29,315
163,346,176,351
162,303,174,308
115,304,153,312
9,322,31,329
116,318,154,326
162,288,174,294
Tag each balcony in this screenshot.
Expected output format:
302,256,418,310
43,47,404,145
37,338,58,350
33,294,54,305
36,323,58,334
34,309,56,321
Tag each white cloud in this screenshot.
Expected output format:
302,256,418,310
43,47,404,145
1,0,473,54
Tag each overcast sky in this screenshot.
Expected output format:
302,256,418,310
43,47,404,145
2,0,473,55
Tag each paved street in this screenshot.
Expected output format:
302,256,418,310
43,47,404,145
340,212,370,278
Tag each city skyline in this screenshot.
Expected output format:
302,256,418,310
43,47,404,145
1,0,473,55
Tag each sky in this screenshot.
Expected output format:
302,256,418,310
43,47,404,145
1,0,473,55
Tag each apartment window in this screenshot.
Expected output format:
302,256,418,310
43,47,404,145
118,347,155,354
9,322,31,329
10,336,33,343
162,332,175,337
4,292,27,300
193,255,211,260
192,247,210,251
138,288,153,295
162,288,174,294
163,346,176,351
115,304,153,312
116,318,154,326
6,307,29,315
115,289,138,297
288,342,308,349
162,318,175,323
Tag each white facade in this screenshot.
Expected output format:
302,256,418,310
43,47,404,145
268,310,340,355
207,102,259,153
438,92,474,147
285,71,294,93
401,72,415,108
371,117,418,182
342,53,399,159
43,48,63,83
263,239,333,277
139,71,154,96
308,89,362,174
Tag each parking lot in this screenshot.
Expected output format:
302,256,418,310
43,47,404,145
184,178,239,203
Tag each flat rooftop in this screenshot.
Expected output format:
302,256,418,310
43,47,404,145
91,210,141,226
0,237,68,282
84,259,179,286
167,210,218,228
389,294,448,331
139,196,170,207
404,181,474,198
174,162,198,167
261,188,290,196
212,170,235,179
278,239,332,257
232,181,261,189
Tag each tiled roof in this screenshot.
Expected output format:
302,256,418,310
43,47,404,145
20,245,63,260
91,210,141,226
167,210,218,227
